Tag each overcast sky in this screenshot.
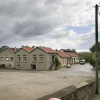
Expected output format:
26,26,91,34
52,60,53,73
0,0,100,52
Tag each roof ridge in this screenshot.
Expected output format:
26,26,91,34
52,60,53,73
22,46,33,52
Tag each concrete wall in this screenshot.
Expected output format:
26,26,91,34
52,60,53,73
71,57,79,64
58,57,71,67
0,47,58,70
30,48,48,70
46,54,55,70
58,56,61,67
0,49,15,68
36,78,98,100
16,49,29,69
30,48,57,70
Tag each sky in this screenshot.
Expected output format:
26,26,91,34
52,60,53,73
0,0,100,52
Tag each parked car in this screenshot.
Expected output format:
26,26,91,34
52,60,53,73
80,59,85,65
66,64,71,68
76,60,79,63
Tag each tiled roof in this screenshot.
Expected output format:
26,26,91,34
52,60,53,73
0,47,18,53
9,47,19,52
22,46,33,52
39,46,58,53
56,50,71,58
65,51,79,57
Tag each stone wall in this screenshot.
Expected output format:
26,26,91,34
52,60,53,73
36,78,99,100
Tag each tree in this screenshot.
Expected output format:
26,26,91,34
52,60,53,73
55,57,60,70
72,49,76,53
0,45,7,51
89,42,100,67
89,42,100,52
78,52,92,62
89,55,95,67
67,49,71,51
32,45,36,48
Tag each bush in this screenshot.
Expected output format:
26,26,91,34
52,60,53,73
89,56,95,67
55,57,60,70
89,42,100,67
89,55,100,67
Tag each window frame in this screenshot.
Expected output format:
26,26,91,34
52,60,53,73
10,57,13,61
23,57,27,62
40,55,43,62
18,57,20,61
6,57,9,61
33,57,36,62
1,57,4,61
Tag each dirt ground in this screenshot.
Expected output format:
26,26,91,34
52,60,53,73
0,63,97,100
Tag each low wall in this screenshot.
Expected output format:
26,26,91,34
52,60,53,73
36,78,99,100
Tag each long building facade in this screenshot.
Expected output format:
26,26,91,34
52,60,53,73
0,46,58,70
0,46,79,70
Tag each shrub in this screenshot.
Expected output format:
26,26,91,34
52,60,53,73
89,55,100,67
55,57,60,70
89,56,95,67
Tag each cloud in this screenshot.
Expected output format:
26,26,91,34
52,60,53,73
0,0,99,51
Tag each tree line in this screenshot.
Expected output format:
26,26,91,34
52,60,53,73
78,42,100,67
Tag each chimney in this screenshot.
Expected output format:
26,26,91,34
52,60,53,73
15,47,17,51
56,49,57,52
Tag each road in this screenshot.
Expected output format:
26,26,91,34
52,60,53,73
0,63,98,100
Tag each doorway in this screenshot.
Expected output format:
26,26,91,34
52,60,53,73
52,56,54,62
30,64,36,69
0,64,5,69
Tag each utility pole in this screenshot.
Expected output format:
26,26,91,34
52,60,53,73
95,4,99,94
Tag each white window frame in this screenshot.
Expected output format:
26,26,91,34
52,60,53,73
6,57,9,61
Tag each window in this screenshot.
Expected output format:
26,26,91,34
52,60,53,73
33,57,36,62
63,59,64,64
10,57,13,61
18,57,20,61
64,58,66,64
6,57,9,61
1,57,4,61
40,55,43,62
40,56,43,61
23,57,27,61
50,56,52,62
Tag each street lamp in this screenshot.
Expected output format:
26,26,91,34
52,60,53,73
95,4,99,94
